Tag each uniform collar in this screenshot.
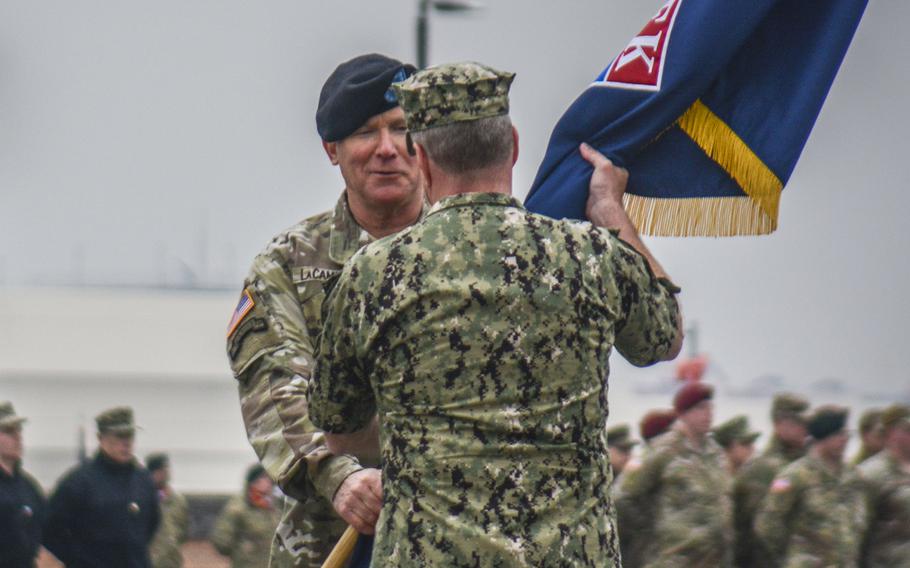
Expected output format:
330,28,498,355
328,192,374,265
329,191,430,264
426,191,522,218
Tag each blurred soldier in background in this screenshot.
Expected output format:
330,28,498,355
615,408,677,568
0,402,46,568
639,408,678,446
859,404,910,567
44,406,160,568
733,393,809,568
755,405,866,567
226,53,423,567
211,465,281,568
617,382,731,567
147,453,189,568
851,408,884,466
607,424,638,479
713,415,761,475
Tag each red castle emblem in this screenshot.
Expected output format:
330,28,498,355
598,0,683,91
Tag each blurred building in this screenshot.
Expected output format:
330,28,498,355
0,287,253,493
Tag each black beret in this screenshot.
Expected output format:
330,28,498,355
807,405,849,440
145,453,169,472
245,464,268,486
316,53,417,142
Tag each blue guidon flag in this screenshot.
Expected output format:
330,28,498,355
525,0,868,236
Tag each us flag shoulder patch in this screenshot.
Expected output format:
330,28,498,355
770,477,792,493
594,0,683,91
227,289,255,338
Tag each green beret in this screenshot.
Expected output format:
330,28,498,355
771,393,809,422
607,424,638,451
96,406,137,435
0,401,26,429
807,405,849,440
857,408,884,434
881,404,910,431
712,415,761,449
392,62,515,132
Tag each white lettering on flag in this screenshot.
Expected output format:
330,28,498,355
595,0,683,92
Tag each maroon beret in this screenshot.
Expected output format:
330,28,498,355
640,409,678,441
673,382,714,414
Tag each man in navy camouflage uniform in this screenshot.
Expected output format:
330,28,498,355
310,62,683,567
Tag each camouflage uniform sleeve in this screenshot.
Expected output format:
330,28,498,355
754,469,801,563
309,266,375,434
228,253,363,503
605,232,681,367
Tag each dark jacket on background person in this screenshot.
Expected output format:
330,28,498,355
43,452,160,568
0,463,46,568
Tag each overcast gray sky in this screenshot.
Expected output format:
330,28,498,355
1,0,907,393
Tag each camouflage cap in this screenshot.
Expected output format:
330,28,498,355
881,404,910,432
607,424,638,451
0,401,26,429
807,405,849,440
857,408,884,434
712,415,761,449
96,406,137,435
771,393,809,422
391,61,515,132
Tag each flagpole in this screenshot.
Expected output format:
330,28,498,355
320,526,359,568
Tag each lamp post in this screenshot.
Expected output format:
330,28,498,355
416,0,482,69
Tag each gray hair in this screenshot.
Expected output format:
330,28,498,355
411,115,513,175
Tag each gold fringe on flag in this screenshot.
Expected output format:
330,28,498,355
625,99,783,237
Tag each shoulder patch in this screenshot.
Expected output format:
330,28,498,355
227,289,255,338
770,477,792,493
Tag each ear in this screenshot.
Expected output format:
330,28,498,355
511,126,520,166
322,140,339,166
416,144,433,200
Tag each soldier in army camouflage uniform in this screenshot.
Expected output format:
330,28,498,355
607,424,638,479
851,408,884,466
732,393,809,568
755,405,867,568
212,465,282,568
309,62,683,567
616,382,732,567
613,408,677,568
225,54,424,567
713,415,761,475
859,404,910,567
147,453,189,568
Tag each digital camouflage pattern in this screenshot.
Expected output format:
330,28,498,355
755,455,867,568
149,490,189,568
733,435,807,567
615,428,732,568
392,62,515,132
227,194,376,567
310,192,680,567
211,496,281,568
859,451,910,567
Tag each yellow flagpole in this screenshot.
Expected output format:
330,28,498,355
320,525,360,568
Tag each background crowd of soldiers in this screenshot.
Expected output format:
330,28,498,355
4,390,908,568
608,387,910,568
0,402,280,568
